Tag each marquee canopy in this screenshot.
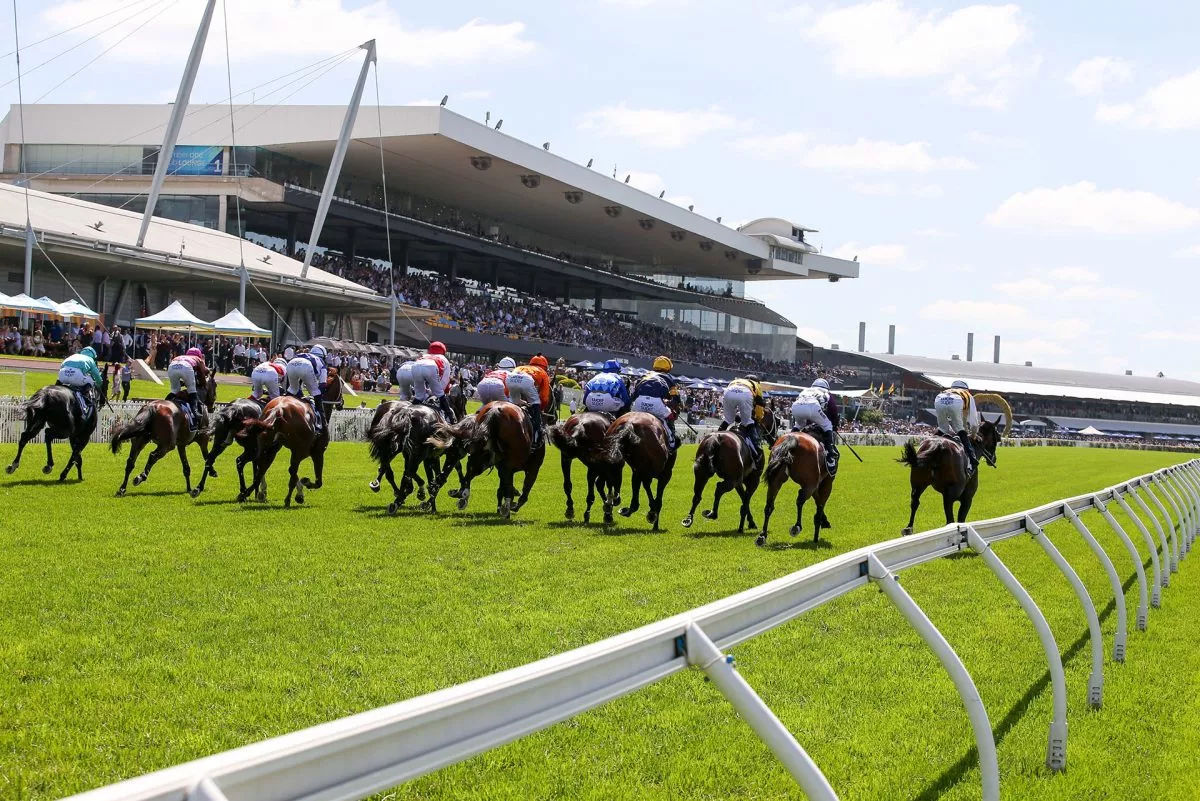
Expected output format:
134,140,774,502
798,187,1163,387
135,300,213,332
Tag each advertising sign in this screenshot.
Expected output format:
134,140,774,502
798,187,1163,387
167,145,224,176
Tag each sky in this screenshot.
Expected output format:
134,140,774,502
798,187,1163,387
4,0,1200,378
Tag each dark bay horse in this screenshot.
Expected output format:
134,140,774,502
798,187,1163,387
427,400,545,518
682,429,763,533
111,376,215,496
6,374,109,481
759,431,834,547
449,380,469,422
549,411,620,524
368,400,446,513
238,374,343,507
602,412,677,531
191,397,265,499
898,418,1006,534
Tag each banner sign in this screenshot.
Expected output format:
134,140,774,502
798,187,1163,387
168,145,224,176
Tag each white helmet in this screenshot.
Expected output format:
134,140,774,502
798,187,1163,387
497,356,516,369
273,357,287,366
309,344,327,359
951,379,969,390
812,378,829,390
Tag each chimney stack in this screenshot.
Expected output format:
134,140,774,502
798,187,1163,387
888,324,896,354
858,321,866,353
993,335,1001,364
966,332,974,362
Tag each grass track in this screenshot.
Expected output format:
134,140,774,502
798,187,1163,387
1,439,1198,800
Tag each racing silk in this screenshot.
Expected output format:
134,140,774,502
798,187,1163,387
631,372,679,408
60,352,102,387
584,372,629,403
947,387,980,431
299,352,328,385
513,364,552,406
423,353,452,390
800,386,840,430
172,353,210,382
484,368,510,383
266,361,286,378
728,378,765,422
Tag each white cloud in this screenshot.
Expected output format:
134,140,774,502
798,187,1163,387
1067,56,1133,96
1062,285,1138,301
1172,245,1200,259
829,242,907,265
805,0,1032,108
985,182,1200,233
42,1,536,66
579,105,742,148
1095,68,1200,130
1142,330,1200,343
919,299,1029,325
1049,266,1099,282
992,277,1054,298
796,327,831,347
967,131,1026,149
736,132,809,160
1005,337,1070,358
804,139,975,172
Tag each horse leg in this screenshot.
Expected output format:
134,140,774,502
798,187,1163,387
513,455,543,513
742,470,760,532
813,477,833,531
177,443,193,494
284,450,304,508
116,437,147,496
649,472,670,532
561,452,575,520
942,491,956,526
6,417,46,474
420,457,440,513
497,467,514,518
43,436,55,475
306,444,325,490
618,471,641,517
958,485,976,523
235,450,252,496
704,477,736,522
903,483,926,536
682,465,711,528
792,487,811,539
757,475,784,546
583,465,598,524
134,440,170,488
58,441,81,482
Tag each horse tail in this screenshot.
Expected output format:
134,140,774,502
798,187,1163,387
695,434,720,476
766,435,800,483
367,411,404,463
897,438,932,469
110,405,155,454
481,404,507,462
548,420,572,452
240,406,282,438
425,414,477,452
602,420,638,464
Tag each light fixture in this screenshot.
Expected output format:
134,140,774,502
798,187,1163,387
716,216,722,223
604,205,622,218
699,241,713,251
495,119,503,130
470,155,493,170
564,190,583,204
624,174,630,183
670,230,685,242
688,204,694,212
520,174,542,189
658,190,665,198
542,142,550,151
639,219,655,230
586,158,593,168
439,95,448,106
485,111,490,124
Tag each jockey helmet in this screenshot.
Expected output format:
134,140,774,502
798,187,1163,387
602,359,622,372
309,344,327,359
652,355,673,373
745,373,759,383
427,341,447,355
951,379,969,390
812,378,829,390
497,356,516,369
80,346,96,359
186,347,204,358
273,357,287,366
529,353,549,370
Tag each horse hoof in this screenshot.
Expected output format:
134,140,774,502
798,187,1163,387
418,501,432,513
682,516,693,528
565,507,575,520
4,464,14,474
583,511,591,524
790,525,801,537
284,499,291,508
41,465,52,475
646,510,657,524
755,534,767,547
190,488,201,498
369,481,381,492
448,488,461,499
702,510,717,520
132,475,144,486
387,502,398,515
457,496,469,511
208,468,218,478
618,507,632,518
901,527,913,537
116,488,126,497
417,487,426,501
236,493,247,503
295,494,305,505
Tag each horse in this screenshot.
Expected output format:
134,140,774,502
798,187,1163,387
190,397,266,499
898,416,1007,534
549,411,620,524
237,374,344,507
110,374,216,496
681,427,763,533
449,379,469,422
427,400,545,518
5,373,110,481
758,431,834,547
367,400,447,514
601,412,677,531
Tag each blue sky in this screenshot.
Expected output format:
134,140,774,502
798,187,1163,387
7,0,1200,378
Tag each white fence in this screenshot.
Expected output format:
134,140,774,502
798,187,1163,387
62,460,1200,801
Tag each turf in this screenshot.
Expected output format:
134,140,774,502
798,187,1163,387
0,440,1198,800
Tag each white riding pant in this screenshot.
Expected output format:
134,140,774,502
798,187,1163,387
167,362,197,395
57,365,93,389
286,358,319,398
721,386,754,426
412,359,444,401
631,395,670,421
505,372,539,406
251,364,282,400
585,391,624,414
934,391,966,434
395,363,414,401
476,376,507,405
790,398,832,432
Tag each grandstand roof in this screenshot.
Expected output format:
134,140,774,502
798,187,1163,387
1043,416,1200,437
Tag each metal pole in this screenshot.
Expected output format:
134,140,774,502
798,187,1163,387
1143,482,1181,569
867,554,999,801
683,622,839,801
1113,490,1162,605
190,776,230,801
966,527,1067,770
238,263,247,314
1180,465,1200,542
1094,496,1148,631
389,293,397,347
1168,468,1200,543
1064,505,1127,663
23,223,33,294
1162,473,1194,550
1131,484,1173,580
136,0,218,248
300,40,376,279
1154,476,1189,557
1027,516,1103,707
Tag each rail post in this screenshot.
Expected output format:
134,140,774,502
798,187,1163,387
1141,482,1180,570
1113,489,1162,607
189,778,229,801
966,527,1067,770
682,622,839,801
1131,483,1173,581
1093,496,1148,631
1160,471,1192,549
1063,505,1127,663
867,553,1000,801
1169,467,1200,543
1154,476,1189,557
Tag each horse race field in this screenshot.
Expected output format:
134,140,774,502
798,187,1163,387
3,441,1200,800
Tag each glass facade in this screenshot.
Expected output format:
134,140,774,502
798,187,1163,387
76,193,221,229
23,144,154,175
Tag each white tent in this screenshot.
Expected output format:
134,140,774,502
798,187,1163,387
135,300,213,332
2,292,60,315
210,309,270,336
1077,425,1107,436
55,298,100,320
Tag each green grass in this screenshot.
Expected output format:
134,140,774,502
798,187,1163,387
1,442,1198,800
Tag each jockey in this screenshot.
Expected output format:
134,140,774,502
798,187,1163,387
413,341,454,420
395,359,416,401
630,355,681,449
508,353,552,446
934,379,981,475
56,345,102,422
720,374,766,459
583,359,630,416
477,356,514,405
286,344,329,433
167,347,210,430
250,356,287,402
791,377,841,475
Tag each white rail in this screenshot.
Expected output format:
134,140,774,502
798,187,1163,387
62,461,1199,801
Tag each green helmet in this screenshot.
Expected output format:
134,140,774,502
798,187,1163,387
80,346,97,359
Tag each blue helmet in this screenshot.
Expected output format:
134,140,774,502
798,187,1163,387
80,346,97,359
602,359,622,372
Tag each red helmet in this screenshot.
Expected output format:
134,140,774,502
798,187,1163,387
529,353,549,370
428,341,446,355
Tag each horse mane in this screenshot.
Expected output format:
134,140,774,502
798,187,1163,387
426,412,479,452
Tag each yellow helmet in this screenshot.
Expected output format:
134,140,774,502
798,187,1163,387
652,355,673,372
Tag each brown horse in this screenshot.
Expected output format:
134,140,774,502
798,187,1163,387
237,374,343,507
601,412,677,531
681,430,762,532
758,431,834,547
110,375,216,496
898,417,1006,534
549,411,621,524
427,400,545,518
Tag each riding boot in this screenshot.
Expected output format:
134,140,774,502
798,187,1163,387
530,404,544,447
819,429,839,476
957,430,978,475
438,394,456,423
717,421,729,432
187,392,201,431
666,419,679,450
741,423,761,460
312,395,325,434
